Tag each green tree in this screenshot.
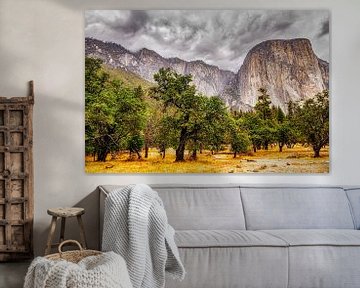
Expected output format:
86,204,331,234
189,96,229,159
85,57,109,100
276,121,292,152
151,68,202,161
127,134,144,159
272,106,293,152
287,100,296,119
154,115,179,159
240,112,263,152
254,88,272,120
275,106,286,123
228,118,251,158
85,58,146,161
185,96,207,160
251,88,278,150
85,57,110,158
203,97,229,154
295,90,329,157
257,121,276,150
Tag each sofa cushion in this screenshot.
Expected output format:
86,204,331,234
287,246,360,288
262,229,360,246
154,186,246,230
261,230,360,287
175,230,288,248
241,187,355,230
165,246,289,288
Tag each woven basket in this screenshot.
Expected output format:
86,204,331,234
45,240,102,263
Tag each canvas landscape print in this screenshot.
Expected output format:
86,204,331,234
85,10,330,173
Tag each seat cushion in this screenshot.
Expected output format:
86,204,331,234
241,187,355,230
261,229,360,246
287,246,360,288
166,246,288,288
175,230,288,248
261,230,360,288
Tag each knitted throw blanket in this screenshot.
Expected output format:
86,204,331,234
24,251,132,288
102,184,185,288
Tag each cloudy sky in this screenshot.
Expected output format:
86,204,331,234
85,10,329,72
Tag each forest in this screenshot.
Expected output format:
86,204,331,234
85,57,329,173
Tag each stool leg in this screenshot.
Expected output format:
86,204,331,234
60,217,66,243
77,215,87,249
45,216,57,255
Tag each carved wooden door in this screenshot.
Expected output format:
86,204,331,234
0,82,34,261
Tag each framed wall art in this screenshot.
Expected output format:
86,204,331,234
85,10,329,173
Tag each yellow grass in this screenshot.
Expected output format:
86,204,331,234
85,145,329,174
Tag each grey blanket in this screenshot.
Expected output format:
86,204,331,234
102,184,185,288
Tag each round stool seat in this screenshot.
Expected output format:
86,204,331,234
47,207,85,218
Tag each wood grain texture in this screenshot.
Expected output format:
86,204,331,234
0,81,34,261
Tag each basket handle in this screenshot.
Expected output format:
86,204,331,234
58,240,83,255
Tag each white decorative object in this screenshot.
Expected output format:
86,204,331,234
24,251,132,288
102,184,185,288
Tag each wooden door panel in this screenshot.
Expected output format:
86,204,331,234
0,82,34,261
10,152,24,174
9,110,24,127
0,110,4,126
11,180,24,198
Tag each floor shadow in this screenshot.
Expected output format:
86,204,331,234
0,260,31,288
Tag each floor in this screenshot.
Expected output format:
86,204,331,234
0,261,30,288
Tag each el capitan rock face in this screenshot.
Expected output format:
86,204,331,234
236,38,329,111
85,37,329,112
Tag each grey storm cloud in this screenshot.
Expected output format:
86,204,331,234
107,11,149,35
85,10,329,72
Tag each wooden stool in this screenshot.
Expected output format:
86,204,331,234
45,207,87,255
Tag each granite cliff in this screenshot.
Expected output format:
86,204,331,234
236,38,329,111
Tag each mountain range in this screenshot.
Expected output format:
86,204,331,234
85,37,329,112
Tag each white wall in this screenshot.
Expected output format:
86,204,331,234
0,0,359,256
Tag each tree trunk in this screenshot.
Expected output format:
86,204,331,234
191,149,197,160
313,146,321,158
253,144,257,153
233,151,237,158
264,142,269,150
136,150,142,160
279,143,283,152
97,149,109,162
175,128,187,162
144,144,149,158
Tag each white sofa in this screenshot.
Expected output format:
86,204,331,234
99,185,360,288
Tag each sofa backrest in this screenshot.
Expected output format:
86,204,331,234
100,184,358,232
240,187,355,230
153,185,246,230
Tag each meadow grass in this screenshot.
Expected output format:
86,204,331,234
85,145,329,174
